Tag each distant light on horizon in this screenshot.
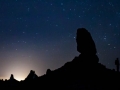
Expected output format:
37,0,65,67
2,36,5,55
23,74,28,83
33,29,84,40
14,76,25,81
0,76,25,81
0,50,45,81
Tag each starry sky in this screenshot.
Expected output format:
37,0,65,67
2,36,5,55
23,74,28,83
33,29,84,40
0,0,120,81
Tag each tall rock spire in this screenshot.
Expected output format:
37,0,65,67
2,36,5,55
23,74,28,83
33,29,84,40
76,28,97,55
9,74,15,81
25,70,38,81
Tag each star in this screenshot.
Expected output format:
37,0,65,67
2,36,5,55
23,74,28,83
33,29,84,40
23,32,25,34
28,8,30,12
61,3,63,5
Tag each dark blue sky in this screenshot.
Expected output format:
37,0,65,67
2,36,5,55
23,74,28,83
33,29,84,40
0,0,120,81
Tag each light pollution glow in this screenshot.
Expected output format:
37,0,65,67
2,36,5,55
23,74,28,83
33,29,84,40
0,50,45,81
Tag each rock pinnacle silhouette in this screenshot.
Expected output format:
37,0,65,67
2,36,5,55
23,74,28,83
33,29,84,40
76,28,97,55
25,70,38,81
9,74,14,80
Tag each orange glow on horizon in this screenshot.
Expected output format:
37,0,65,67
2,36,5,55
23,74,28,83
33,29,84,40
14,76,25,81
0,76,25,81
0,77,9,80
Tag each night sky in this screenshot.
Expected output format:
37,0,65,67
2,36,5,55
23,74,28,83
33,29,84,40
0,0,120,81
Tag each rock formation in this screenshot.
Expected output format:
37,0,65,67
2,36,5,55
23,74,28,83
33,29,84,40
24,70,38,81
46,69,52,74
76,28,97,55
